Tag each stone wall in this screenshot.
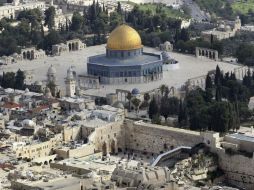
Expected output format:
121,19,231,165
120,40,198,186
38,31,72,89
216,149,254,190
92,121,125,154
14,134,62,160
50,162,91,175
124,120,203,154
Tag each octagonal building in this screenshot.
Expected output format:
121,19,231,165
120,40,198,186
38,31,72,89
87,24,163,84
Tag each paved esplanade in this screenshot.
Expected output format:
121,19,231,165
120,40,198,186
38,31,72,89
0,45,240,96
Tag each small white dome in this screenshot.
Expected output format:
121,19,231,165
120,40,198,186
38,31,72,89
219,24,225,30
22,119,35,127
164,41,171,45
47,65,56,74
34,81,42,85
112,101,124,109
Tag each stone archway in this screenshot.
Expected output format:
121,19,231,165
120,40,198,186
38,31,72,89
23,52,26,59
68,43,71,51
31,50,34,60
27,51,31,60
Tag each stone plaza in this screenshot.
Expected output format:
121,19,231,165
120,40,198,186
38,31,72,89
0,44,240,96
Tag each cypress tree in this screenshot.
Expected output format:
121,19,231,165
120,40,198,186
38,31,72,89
215,85,222,102
215,65,221,86
205,74,213,90
148,96,158,119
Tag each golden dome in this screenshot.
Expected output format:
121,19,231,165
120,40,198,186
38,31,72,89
107,24,142,51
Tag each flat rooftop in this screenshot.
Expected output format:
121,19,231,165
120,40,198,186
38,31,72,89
228,133,254,143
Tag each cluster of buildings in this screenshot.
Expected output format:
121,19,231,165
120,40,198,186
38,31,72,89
201,16,241,43
0,0,254,189
0,81,252,190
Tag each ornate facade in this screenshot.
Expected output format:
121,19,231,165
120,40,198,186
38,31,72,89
87,24,163,84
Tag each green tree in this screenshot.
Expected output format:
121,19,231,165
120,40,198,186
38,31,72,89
215,65,222,86
160,96,170,121
117,2,122,14
126,92,132,111
131,98,141,115
178,99,188,127
14,69,25,90
2,72,15,88
70,11,84,32
180,28,190,42
43,30,62,51
144,92,150,102
209,102,232,133
148,96,158,119
152,114,161,124
17,9,42,31
159,84,168,96
44,6,56,31
205,74,213,90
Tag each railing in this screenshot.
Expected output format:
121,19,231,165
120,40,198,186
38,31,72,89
151,146,191,167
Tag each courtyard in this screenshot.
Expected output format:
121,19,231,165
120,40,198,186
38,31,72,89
0,44,241,96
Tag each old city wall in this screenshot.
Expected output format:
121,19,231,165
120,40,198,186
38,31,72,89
124,120,203,154
15,134,62,160
92,120,125,153
63,126,81,142
215,149,254,190
50,163,91,175
55,144,95,159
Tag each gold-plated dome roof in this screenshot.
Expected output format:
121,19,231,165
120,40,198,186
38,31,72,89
107,24,142,50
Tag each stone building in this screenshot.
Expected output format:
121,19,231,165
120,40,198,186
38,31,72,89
87,24,163,84
21,47,46,60
52,43,69,56
0,47,45,64
0,0,45,19
52,39,86,56
159,41,173,52
111,164,170,187
65,67,76,97
201,16,241,43
13,133,62,161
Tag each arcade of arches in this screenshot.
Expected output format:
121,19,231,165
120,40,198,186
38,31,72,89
102,139,118,156
195,47,218,61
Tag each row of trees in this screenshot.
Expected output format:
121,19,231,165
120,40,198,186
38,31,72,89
147,65,253,133
148,85,181,124
1,70,25,90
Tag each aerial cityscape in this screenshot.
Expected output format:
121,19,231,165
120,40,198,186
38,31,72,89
0,0,254,189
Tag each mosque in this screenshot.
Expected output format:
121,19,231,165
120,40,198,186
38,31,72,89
87,24,163,84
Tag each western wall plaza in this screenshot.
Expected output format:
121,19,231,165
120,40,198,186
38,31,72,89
0,0,254,190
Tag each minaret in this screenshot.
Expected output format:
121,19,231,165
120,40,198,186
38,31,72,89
65,67,76,97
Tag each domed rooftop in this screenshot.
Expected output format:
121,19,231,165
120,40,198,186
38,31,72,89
48,65,56,74
34,81,42,85
131,88,140,95
112,101,124,109
107,24,142,51
22,119,35,127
